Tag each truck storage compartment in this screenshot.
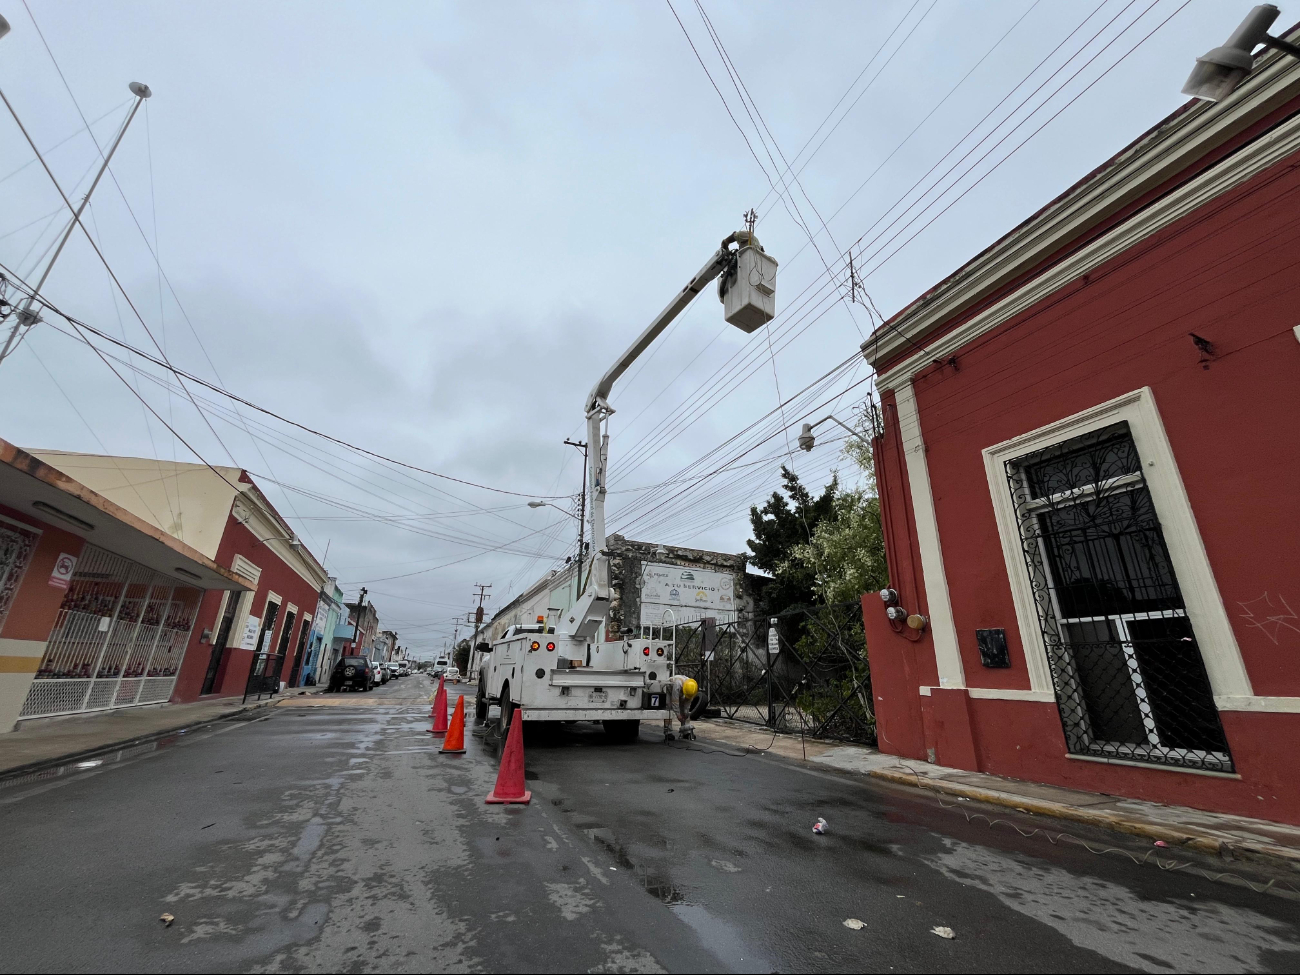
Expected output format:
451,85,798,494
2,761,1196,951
547,669,645,688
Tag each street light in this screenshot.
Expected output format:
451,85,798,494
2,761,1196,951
797,414,871,453
527,500,579,520
1183,4,1300,102
254,533,303,551
0,79,153,365
0,15,10,40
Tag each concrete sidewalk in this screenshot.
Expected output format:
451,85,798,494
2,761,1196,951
0,694,290,778
693,717,1300,872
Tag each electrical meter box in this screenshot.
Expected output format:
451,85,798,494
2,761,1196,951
720,244,777,332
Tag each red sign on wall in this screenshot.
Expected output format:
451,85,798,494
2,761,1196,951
49,553,78,590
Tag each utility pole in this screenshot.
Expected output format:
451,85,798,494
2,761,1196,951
564,439,588,597
469,583,491,678
0,81,153,366
353,587,367,654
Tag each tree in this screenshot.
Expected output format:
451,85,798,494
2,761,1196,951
747,466,838,614
747,409,888,612
791,487,888,605
453,639,471,674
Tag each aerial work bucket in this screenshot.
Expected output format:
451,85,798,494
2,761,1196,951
719,238,777,333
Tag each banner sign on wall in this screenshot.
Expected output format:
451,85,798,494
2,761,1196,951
640,563,737,625
240,615,261,651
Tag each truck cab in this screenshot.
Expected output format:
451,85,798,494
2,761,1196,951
478,615,670,742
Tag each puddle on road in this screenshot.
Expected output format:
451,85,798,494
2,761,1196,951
576,822,683,905
0,734,181,793
670,903,770,974
0,709,286,800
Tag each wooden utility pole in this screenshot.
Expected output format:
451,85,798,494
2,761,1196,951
564,439,588,595
469,584,492,678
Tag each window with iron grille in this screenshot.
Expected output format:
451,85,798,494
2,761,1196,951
1005,421,1232,772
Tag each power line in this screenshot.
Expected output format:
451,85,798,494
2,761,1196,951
7,276,571,500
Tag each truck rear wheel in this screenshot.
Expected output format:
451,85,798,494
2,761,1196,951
475,682,488,723
499,686,514,735
602,720,640,744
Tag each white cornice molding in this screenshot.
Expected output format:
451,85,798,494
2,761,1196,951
868,41,1300,385
876,105,1300,391
232,486,329,591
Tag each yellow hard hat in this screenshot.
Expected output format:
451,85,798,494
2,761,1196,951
682,677,699,698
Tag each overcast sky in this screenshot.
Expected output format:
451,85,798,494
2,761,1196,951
0,0,1251,655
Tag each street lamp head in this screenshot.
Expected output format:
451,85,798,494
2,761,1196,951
1182,4,1281,102
797,422,815,452
128,82,152,99
527,500,545,508
0,14,11,40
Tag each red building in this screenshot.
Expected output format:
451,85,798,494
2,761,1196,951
29,453,329,706
862,37,1300,824
0,439,246,731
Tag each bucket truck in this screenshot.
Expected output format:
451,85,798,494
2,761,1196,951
478,228,777,741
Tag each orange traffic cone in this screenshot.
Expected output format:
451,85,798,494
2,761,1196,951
485,707,531,804
430,676,448,736
440,695,467,754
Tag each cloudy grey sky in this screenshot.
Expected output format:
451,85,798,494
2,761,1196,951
0,0,1248,654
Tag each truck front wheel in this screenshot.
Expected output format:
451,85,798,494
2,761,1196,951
602,719,640,744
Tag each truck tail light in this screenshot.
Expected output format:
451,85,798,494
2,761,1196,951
546,642,555,651
656,647,664,656
642,647,650,656
530,641,540,651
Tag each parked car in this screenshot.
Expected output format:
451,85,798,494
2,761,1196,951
398,664,410,677
384,662,400,680
328,656,375,692
376,663,391,684
444,666,460,684
433,657,450,676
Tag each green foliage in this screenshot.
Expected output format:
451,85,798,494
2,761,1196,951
792,488,888,605
747,466,838,614
746,414,887,612
453,639,471,674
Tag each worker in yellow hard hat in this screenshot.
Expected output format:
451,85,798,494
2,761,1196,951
664,673,699,741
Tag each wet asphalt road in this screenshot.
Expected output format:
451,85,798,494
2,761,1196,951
1,675,1298,974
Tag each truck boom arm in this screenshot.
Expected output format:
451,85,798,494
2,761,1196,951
566,232,750,642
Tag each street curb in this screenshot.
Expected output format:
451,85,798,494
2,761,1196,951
869,767,1300,871
0,698,279,785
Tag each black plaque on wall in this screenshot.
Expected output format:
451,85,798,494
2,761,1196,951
976,628,1010,668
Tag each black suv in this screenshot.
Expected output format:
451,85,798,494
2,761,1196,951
328,655,375,692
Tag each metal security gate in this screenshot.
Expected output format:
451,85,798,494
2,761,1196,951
1005,421,1232,772
20,545,202,720
674,602,876,745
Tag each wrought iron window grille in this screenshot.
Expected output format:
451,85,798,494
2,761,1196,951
1005,421,1232,773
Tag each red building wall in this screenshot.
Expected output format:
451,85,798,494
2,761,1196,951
171,513,321,702
0,502,86,646
866,145,1300,824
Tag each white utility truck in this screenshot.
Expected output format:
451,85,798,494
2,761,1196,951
478,227,777,741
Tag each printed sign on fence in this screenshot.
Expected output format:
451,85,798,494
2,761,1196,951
48,553,78,590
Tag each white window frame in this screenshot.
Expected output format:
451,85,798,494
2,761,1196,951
982,386,1251,705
